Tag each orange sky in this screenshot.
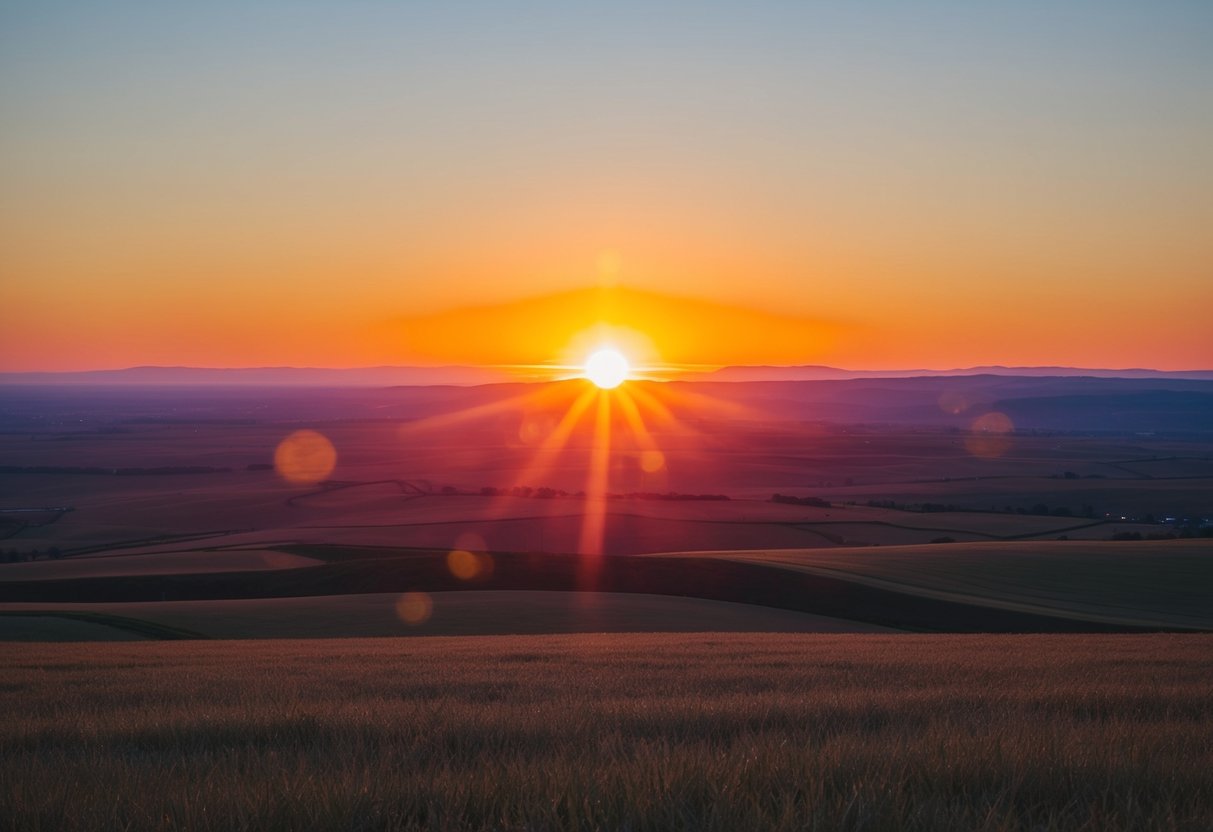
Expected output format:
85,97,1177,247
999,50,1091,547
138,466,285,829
2,3,1211,372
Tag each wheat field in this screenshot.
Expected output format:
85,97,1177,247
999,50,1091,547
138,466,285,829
3,633,1211,831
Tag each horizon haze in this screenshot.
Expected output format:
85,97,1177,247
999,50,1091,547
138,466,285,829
3,361,1213,387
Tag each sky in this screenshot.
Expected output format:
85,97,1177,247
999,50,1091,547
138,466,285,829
1,1,1211,372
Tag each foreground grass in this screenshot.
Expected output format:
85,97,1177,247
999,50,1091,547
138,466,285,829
3,634,1211,831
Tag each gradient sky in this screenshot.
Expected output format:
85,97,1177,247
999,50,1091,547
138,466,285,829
2,1,1211,372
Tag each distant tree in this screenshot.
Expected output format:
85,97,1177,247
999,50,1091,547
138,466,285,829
771,494,830,508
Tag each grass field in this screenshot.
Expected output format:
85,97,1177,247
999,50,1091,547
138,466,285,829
4,417,1200,557
4,539,1206,634
0,614,148,642
4,481,1166,557
0,548,319,581
2,387,1210,830
3,634,1211,831
0,590,893,639
653,539,1213,629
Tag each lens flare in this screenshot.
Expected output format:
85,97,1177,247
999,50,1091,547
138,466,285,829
395,592,433,625
584,349,629,389
965,411,1015,458
640,449,666,473
273,429,337,484
447,549,493,581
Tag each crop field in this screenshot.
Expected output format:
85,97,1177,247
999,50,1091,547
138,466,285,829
3,633,1211,832
653,539,1213,629
0,615,148,642
5,523,1209,635
3,402,1204,558
6,537,1207,635
0,590,893,639
2,383,1210,830
0,548,319,582
0,472,1175,558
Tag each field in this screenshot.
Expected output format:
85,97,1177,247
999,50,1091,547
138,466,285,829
651,540,1213,629
4,380,1210,561
2,380,1211,829
0,591,892,640
0,548,319,581
4,634,1212,832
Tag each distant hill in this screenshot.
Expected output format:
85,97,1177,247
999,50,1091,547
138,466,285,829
3,363,1211,387
0,365,519,387
667,375,1213,434
689,365,1213,382
3,374,1210,435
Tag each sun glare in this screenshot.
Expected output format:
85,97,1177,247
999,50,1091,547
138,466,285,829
584,348,630,389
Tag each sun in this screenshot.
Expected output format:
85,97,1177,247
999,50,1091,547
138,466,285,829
583,348,630,389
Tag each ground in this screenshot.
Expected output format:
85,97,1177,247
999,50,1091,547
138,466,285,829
1,381,1210,830
3,634,1211,832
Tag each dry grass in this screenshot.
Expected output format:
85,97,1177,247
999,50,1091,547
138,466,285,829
3,633,1211,831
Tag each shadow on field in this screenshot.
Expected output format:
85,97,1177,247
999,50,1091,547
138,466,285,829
0,546,1196,634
